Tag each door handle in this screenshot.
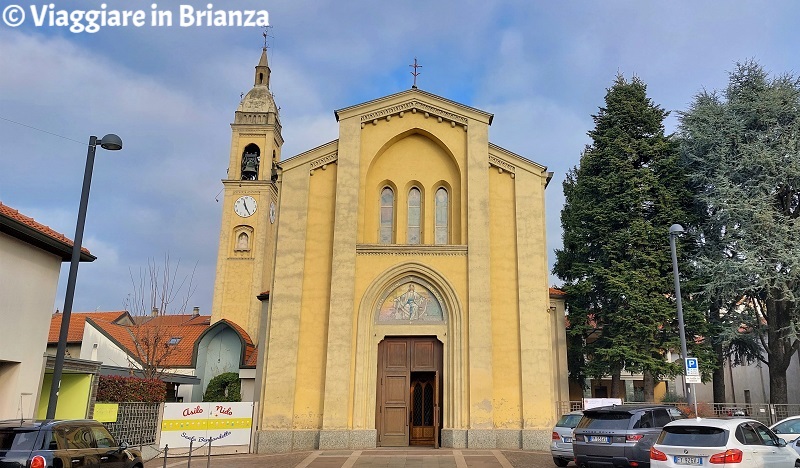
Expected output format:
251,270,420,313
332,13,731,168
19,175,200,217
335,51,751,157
71,460,81,464
101,457,108,460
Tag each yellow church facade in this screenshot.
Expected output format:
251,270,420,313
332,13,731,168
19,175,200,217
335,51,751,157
211,50,568,452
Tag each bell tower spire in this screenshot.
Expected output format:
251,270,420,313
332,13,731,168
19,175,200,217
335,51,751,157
255,30,271,87
255,46,270,87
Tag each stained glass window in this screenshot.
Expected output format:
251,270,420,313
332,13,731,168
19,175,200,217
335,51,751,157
408,187,421,244
435,187,448,244
380,187,394,244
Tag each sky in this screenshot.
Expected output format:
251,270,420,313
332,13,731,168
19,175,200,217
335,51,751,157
1,0,799,316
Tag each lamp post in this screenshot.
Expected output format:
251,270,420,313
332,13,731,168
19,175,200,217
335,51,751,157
46,134,122,419
669,223,696,412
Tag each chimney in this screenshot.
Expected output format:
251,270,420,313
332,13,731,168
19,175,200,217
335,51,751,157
192,307,200,317
151,307,159,317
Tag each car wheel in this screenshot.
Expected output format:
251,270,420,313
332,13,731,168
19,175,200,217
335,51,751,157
794,460,800,468
553,457,569,467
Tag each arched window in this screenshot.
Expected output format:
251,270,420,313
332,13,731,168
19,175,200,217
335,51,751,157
435,188,448,245
407,187,421,244
380,187,394,244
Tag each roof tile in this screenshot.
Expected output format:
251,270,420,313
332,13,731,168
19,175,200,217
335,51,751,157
0,202,91,255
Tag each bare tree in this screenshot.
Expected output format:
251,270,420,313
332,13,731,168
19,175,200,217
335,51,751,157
122,254,197,379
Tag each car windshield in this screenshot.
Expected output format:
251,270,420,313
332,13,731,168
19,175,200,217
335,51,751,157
772,419,800,434
577,411,632,430
0,429,38,451
658,426,728,447
556,414,583,428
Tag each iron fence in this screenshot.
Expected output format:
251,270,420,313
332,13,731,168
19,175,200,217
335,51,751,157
103,402,161,446
557,400,800,426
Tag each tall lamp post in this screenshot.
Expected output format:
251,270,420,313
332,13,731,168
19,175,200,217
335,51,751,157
669,223,696,412
46,134,122,419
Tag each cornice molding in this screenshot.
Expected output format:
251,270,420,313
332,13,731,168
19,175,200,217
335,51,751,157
359,100,469,130
356,244,467,256
488,154,516,177
310,152,339,174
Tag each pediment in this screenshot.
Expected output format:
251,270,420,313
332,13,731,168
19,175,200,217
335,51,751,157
335,89,493,127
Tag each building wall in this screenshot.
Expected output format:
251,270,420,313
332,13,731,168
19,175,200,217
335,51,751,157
251,93,559,452
80,324,139,369
193,327,242,401
0,233,61,419
36,373,92,419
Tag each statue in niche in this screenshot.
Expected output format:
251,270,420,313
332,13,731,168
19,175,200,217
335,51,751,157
241,152,259,180
235,232,250,251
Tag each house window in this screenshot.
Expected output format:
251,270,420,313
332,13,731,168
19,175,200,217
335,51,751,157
407,187,421,244
380,187,394,244
435,187,448,245
167,337,181,346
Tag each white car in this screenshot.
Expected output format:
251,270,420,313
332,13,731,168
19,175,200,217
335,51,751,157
650,418,800,467
772,416,800,442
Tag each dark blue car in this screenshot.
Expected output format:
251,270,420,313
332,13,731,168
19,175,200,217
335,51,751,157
0,419,142,468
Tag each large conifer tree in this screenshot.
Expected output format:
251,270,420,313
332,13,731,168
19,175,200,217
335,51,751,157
554,75,711,400
680,61,800,404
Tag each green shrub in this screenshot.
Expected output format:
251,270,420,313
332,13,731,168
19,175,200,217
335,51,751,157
203,372,241,402
97,375,166,402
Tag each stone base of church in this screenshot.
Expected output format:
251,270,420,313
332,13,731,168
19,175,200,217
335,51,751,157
441,429,550,450
255,429,377,453
256,428,551,453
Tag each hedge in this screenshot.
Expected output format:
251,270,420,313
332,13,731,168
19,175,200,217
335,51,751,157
96,375,166,402
203,372,241,402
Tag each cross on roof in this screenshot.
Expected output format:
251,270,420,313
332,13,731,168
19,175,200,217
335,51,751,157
409,58,422,89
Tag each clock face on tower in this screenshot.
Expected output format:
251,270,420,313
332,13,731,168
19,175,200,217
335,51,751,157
234,195,257,218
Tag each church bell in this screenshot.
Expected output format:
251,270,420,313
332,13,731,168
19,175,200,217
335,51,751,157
241,153,259,180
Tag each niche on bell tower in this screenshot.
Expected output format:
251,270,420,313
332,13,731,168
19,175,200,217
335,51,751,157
232,225,254,257
241,143,261,180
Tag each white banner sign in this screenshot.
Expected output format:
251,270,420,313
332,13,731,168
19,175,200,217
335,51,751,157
583,398,623,410
160,402,253,448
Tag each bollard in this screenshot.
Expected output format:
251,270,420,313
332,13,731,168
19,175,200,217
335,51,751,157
162,445,168,468
207,438,213,467
187,439,193,468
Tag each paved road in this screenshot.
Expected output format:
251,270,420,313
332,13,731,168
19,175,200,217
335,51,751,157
145,449,573,468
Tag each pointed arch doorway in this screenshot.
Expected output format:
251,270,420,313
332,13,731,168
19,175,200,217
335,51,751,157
376,336,442,447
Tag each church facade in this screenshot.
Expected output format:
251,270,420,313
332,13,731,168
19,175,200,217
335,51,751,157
211,50,568,452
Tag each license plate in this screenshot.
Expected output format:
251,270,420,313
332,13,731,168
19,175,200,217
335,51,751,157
674,456,702,465
587,435,609,443
563,437,572,443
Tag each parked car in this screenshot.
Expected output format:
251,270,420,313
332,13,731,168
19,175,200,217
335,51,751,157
772,416,800,442
0,419,142,468
552,411,583,467
650,417,800,467
572,404,685,468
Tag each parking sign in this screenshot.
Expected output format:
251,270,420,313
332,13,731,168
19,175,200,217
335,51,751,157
685,357,701,383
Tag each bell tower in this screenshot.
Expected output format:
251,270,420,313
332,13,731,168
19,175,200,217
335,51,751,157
211,47,282,343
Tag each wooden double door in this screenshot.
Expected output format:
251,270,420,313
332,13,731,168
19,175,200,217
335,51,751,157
376,336,443,447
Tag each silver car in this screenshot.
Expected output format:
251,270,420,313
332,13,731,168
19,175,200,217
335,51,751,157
552,411,583,467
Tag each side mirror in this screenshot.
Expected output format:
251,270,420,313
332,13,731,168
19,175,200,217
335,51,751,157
777,438,787,447
119,442,129,450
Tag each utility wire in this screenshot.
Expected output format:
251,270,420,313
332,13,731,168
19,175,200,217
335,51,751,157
0,115,86,146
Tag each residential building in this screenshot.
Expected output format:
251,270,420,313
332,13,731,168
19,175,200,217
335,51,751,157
0,202,95,420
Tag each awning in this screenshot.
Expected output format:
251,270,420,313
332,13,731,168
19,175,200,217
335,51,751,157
98,365,200,385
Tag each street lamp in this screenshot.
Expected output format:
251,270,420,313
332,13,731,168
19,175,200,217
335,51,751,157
669,223,696,412
46,134,122,419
